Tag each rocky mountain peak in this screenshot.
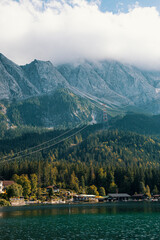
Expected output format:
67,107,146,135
1,53,160,116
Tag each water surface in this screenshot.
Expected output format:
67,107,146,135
0,202,160,239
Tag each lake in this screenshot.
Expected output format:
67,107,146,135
0,202,160,239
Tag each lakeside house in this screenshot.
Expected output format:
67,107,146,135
0,180,15,193
0,181,3,193
152,195,160,201
73,194,98,202
108,193,131,202
73,193,132,202
95,196,108,202
132,194,148,201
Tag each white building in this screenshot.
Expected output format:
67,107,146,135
0,180,15,194
73,194,97,202
0,181,3,193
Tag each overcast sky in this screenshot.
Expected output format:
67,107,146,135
0,0,160,70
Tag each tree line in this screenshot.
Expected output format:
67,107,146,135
0,129,160,197
1,160,160,197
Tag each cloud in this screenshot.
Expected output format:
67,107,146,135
0,0,160,70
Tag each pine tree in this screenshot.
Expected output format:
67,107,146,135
145,185,151,198
70,171,79,192
30,173,38,196
99,187,106,196
153,185,159,195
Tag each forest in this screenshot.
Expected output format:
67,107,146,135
0,126,160,197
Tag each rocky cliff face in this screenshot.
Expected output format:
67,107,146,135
0,53,38,100
0,54,68,100
21,60,68,94
1,53,160,128
58,60,160,109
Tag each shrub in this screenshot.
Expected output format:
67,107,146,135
0,199,10,207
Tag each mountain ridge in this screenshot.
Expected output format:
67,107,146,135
1,53,160,129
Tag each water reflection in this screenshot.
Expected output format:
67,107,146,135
0,202,160,218
1,203,160,240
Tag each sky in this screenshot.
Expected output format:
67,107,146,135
98,0,160,13
0,0,160,70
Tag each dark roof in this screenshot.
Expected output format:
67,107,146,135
132,194,146,197
3,181,15,187
108,193,130,198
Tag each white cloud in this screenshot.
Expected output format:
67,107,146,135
0,0,160,70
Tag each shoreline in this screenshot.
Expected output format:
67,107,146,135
1,199,159,209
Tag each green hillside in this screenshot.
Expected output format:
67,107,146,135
0,128,160,195
109,113,160,135
7,88,101,128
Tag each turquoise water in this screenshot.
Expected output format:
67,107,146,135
0,202,160,240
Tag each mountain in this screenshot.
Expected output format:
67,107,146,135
21,59,68,94
1,53,160,129
0,53,38,100
0,54,68,100
58,61,160,111
7,89,100,128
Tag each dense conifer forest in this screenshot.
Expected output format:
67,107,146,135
0,125,160,196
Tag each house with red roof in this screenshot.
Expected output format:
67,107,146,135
0,180,15,193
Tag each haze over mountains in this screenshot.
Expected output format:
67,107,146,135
1,53,160,128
